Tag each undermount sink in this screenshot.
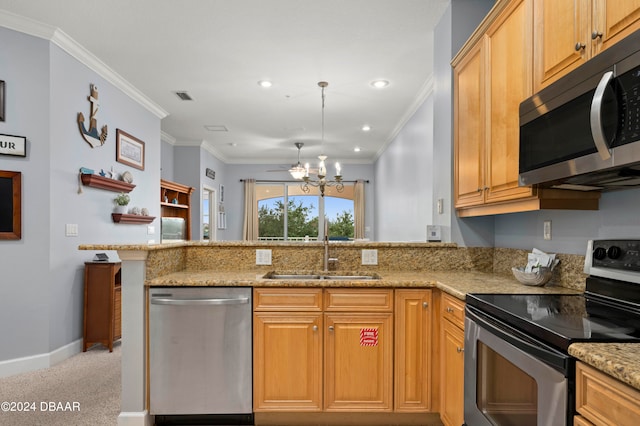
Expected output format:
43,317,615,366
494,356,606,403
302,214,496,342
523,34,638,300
262,271,381,280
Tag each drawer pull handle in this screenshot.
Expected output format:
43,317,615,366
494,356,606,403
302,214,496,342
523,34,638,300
423,302,429,308
457,347,464,353
312,325,318,332
575,42,586,51
446,307,454,313
328,325,334,332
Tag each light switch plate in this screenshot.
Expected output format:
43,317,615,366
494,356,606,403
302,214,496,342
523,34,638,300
361,249,378,265
256,249,272,265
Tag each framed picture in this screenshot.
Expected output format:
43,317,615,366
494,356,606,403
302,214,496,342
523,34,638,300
0,80,5,122
0,170,21,240
116,129,145,170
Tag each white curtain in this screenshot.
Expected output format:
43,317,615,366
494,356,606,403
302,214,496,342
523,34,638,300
242,179,258,240
354,179,365,239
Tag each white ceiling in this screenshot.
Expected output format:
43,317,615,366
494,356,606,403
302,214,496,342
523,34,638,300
0,0,450,166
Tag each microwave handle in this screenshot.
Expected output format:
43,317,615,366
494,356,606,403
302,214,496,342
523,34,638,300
590,70,614,160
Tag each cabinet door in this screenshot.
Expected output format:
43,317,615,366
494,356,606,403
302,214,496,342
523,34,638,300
534,0,591,89
253,312,323,411
440,319,465,426
485,0,534,203
454,40,486,208
394,289,432,412
324,313,393,411
596,0,640,54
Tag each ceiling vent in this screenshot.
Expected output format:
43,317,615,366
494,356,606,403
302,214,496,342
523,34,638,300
204,125,228,132
174,91,193,101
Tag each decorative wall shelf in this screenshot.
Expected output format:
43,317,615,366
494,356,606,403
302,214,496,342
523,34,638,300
111,214,155,224
81,173,135,193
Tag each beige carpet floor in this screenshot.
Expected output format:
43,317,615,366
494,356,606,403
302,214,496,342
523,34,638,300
0,342,120,426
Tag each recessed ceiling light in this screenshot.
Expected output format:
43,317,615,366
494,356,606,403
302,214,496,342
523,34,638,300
354,147,361,152
362,125,371,132
370,80,389,89
258,80,273,88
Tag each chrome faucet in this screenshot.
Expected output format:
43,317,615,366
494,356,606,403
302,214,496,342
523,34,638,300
323,219,338,272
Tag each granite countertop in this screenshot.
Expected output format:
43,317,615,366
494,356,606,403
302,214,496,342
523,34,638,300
569,343,640,391
146,269,580,299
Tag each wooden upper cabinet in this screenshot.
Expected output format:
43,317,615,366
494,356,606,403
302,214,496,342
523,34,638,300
453,0,601,217
485,0,534,204
454,40,485,208
454,0,535,212
534,0,590,89
535,0,640,90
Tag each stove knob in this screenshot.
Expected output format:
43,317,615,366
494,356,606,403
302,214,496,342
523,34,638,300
607,246,622,259
593,247,607,260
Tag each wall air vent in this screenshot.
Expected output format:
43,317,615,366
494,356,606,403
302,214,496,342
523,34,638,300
174,91,193,101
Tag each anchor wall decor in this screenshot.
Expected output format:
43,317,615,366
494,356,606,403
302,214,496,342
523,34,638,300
77,84,108,148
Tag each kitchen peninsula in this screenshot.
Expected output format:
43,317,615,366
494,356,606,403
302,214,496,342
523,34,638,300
79,241,584,426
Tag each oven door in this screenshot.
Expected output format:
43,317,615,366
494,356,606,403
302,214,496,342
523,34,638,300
464,306,571,426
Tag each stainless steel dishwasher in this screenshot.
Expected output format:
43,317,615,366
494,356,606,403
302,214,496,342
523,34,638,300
149,287,252,423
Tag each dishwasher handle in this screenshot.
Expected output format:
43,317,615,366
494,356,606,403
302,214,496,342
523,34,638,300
150,296,250,306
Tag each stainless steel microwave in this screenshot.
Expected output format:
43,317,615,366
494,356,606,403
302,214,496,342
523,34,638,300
519,29,640,191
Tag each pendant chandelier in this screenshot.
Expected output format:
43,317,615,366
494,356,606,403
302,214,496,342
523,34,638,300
299,81,344,197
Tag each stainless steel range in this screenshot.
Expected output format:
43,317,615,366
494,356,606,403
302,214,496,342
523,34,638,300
464,239,640,426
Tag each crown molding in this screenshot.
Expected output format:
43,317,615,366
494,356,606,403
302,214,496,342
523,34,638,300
161,131,177,145
171,139,230,163
374,73,434,161
0,10,168,119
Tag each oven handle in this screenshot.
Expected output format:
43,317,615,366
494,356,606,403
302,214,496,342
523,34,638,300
466,305,569,374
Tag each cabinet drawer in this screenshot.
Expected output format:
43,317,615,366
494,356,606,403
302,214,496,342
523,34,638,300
253,288,323,311
324,289,393,312
576,361,640,426
441,293,465,329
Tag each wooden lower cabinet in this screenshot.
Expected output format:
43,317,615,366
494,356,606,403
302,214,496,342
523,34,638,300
440,305,465,426
576,361,640,426
254,287,439,415
324,312,393,411
83,261,121,352
253,312,323,411
574,415,595,426
394,289,433,412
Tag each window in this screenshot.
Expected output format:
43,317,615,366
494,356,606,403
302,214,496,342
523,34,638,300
257,183,354,241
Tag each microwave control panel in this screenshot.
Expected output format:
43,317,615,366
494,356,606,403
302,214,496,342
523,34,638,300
617,67,640,145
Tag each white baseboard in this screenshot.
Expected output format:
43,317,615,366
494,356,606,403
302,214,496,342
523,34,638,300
0,338,83,378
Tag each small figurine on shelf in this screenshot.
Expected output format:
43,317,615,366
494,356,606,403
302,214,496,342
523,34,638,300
113,192,130,214
129,206,141,215
141,208,150,216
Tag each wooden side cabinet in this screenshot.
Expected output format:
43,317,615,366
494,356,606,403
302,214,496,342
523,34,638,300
440,293,466,426
83,261,121,352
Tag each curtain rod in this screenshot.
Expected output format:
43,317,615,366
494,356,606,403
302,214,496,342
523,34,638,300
240,179,369,183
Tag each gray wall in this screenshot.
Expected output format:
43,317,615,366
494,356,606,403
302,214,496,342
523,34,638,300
374,94,434,241
0,27,161,365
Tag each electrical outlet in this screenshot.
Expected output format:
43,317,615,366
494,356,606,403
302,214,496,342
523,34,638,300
543,220,552,240
256,249,272,265
361,249,378,265
65,224,78,237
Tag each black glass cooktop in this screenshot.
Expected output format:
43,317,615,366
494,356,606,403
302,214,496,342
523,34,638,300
466,292,640,351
